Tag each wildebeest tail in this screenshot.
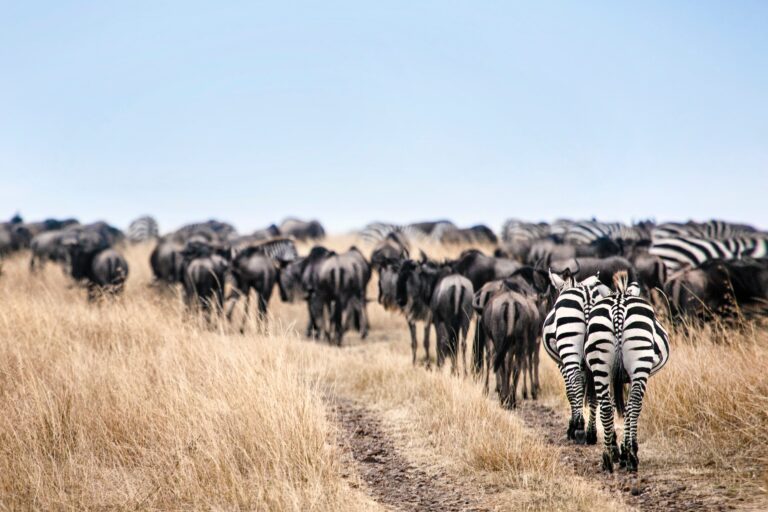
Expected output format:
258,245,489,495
493,301,517,371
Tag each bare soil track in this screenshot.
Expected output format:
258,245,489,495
328,395,489,511
517,402,740,511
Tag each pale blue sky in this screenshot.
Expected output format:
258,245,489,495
2,1,766,233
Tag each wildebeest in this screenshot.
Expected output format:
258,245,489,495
395,257,475,370
550,257,637,289
225,238,298,331
315,247,370,345
62,230,129,300
452,249,521,291
482,284,543,408
278,246,333,338
430,274,474,374
279,218,326,241
665,258,768,320
370,232,409,271
150,237,184,284
29,230,70,271
179,240,230,321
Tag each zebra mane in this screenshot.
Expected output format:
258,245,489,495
613,270,629,293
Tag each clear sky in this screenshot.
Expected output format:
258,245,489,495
2,1,767,234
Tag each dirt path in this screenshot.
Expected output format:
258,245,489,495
327,395,488,512
516,402,742,511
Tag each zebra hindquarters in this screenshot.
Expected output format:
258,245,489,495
585,300,620,472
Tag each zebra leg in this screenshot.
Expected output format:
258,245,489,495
585,367,598,445
624,379,647,472
597,384,619,472
568,368,587,444
557,364,578,440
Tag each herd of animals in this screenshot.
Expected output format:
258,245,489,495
2,214,768,473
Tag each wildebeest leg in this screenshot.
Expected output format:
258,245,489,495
520,343,529,400
359,300,369,339
510,352,521,409
334,300,344,346
531,337,541,400
422,323,431,369
498,348,510,407
408,321,418,366
435,323,446,369
472,319,485,375
240,291,251,334
256,291,269,331
483,336,493,395
460,325,468,378
225,288,242,322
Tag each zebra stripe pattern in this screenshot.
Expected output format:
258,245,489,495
127,215,159,243
652,219,758,240
585,273,670,472
650,235,768,270
542,275,611,444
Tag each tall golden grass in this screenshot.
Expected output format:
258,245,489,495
0,238,765,509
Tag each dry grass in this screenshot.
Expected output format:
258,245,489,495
0,237,766,510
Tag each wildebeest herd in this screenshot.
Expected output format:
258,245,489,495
2,214,767,472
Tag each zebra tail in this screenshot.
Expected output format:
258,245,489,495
612,352,626,418
493,302,517,372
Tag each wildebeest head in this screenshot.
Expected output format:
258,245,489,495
277,257,305,302
395,258,443,308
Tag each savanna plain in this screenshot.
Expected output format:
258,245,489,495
0,237,766,511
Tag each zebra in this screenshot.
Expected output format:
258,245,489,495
562,220,644,246
585,271,670,472
650,235,768,270
542,267,612,444
127,216,159,243
652,219,758,240
500,219,550,245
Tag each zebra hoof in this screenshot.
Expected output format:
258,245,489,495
574,429,587,445
567,421,576,440
626,452,639,472
602,452,614,473
586,428,597,445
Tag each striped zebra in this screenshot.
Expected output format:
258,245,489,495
127,215,159,243
359,223,426,245
585,271,670,472
650,235,768,270
501,219,550,244
542,269,612,444
562,220,644,245
652,219,758,240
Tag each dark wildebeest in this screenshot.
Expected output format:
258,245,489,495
665,258,768,320
482,284,544,408
279,218,326,241
476,265,552,401
452,249,522,373
551,256,636,289
315,247,371,345
370,232,409,271
180,240,230,321
527,236,623,265
29,230,70,271
395,257,474,371
150,237,184,284
430,274,474,375
278,246,333,338
225,238,298,332
62,230,129,300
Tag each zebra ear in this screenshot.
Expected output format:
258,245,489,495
549,268,565,289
